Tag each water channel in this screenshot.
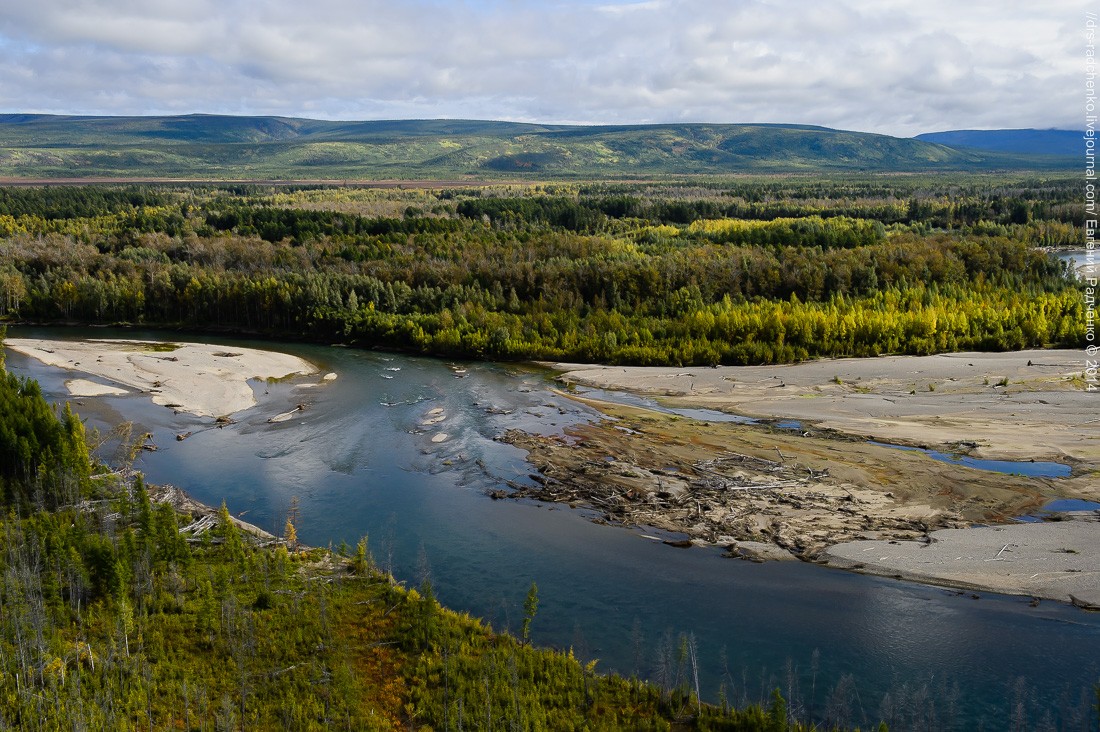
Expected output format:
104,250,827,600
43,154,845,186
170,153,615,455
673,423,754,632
6,327,1099,729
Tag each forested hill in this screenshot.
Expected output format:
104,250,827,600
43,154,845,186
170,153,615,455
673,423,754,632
0,114,1074,179
915,129,1081,157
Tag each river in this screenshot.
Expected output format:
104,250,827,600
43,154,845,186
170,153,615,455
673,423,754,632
1059,250,1094,279
6,327,1099,730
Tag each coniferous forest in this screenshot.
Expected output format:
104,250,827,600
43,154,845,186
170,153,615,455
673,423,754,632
0,175,1085,366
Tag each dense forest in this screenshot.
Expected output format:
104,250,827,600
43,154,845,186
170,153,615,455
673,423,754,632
0,176,1086,366
1,332,872,730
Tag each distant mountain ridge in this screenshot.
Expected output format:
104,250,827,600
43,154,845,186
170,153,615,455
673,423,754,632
0,114,1076,179
915,129,1081,157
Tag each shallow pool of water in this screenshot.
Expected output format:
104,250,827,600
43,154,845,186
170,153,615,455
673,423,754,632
1041,498,1100,512
868,441,1072,478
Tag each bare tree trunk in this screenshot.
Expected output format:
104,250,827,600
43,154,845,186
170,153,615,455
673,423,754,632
688,633,701,716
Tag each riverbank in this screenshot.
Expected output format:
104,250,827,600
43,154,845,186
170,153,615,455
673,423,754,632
149,482,279,541
5,337,320,418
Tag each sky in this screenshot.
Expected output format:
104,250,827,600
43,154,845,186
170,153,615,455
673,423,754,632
0,0,1085,137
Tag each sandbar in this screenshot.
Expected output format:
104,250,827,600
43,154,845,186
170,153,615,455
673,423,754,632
825,514,1100,606
552,350,1098,462
6,338,318,418
66,378,130,397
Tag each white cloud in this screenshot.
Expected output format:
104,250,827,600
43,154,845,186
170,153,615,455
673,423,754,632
0,0,1082,134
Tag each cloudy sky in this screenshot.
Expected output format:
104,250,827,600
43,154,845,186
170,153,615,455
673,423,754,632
0,0,1084,136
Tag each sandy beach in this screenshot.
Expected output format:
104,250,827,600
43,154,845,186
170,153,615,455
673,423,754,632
825,513,1100,606
6,337,319,418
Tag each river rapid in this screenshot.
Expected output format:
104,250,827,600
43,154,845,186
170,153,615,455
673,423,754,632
6,327,1099,730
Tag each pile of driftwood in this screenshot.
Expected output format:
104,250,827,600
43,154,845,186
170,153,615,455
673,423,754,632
497,430,946,558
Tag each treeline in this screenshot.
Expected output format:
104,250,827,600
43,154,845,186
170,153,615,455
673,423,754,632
0,342,90,509
0,339,859,730
0,175,1084,240
0,180,1086,366
457,176,1081,233
0,186,170,220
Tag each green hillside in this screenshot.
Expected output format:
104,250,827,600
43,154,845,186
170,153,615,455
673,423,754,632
0,114,1073,179
916,128,1081,156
